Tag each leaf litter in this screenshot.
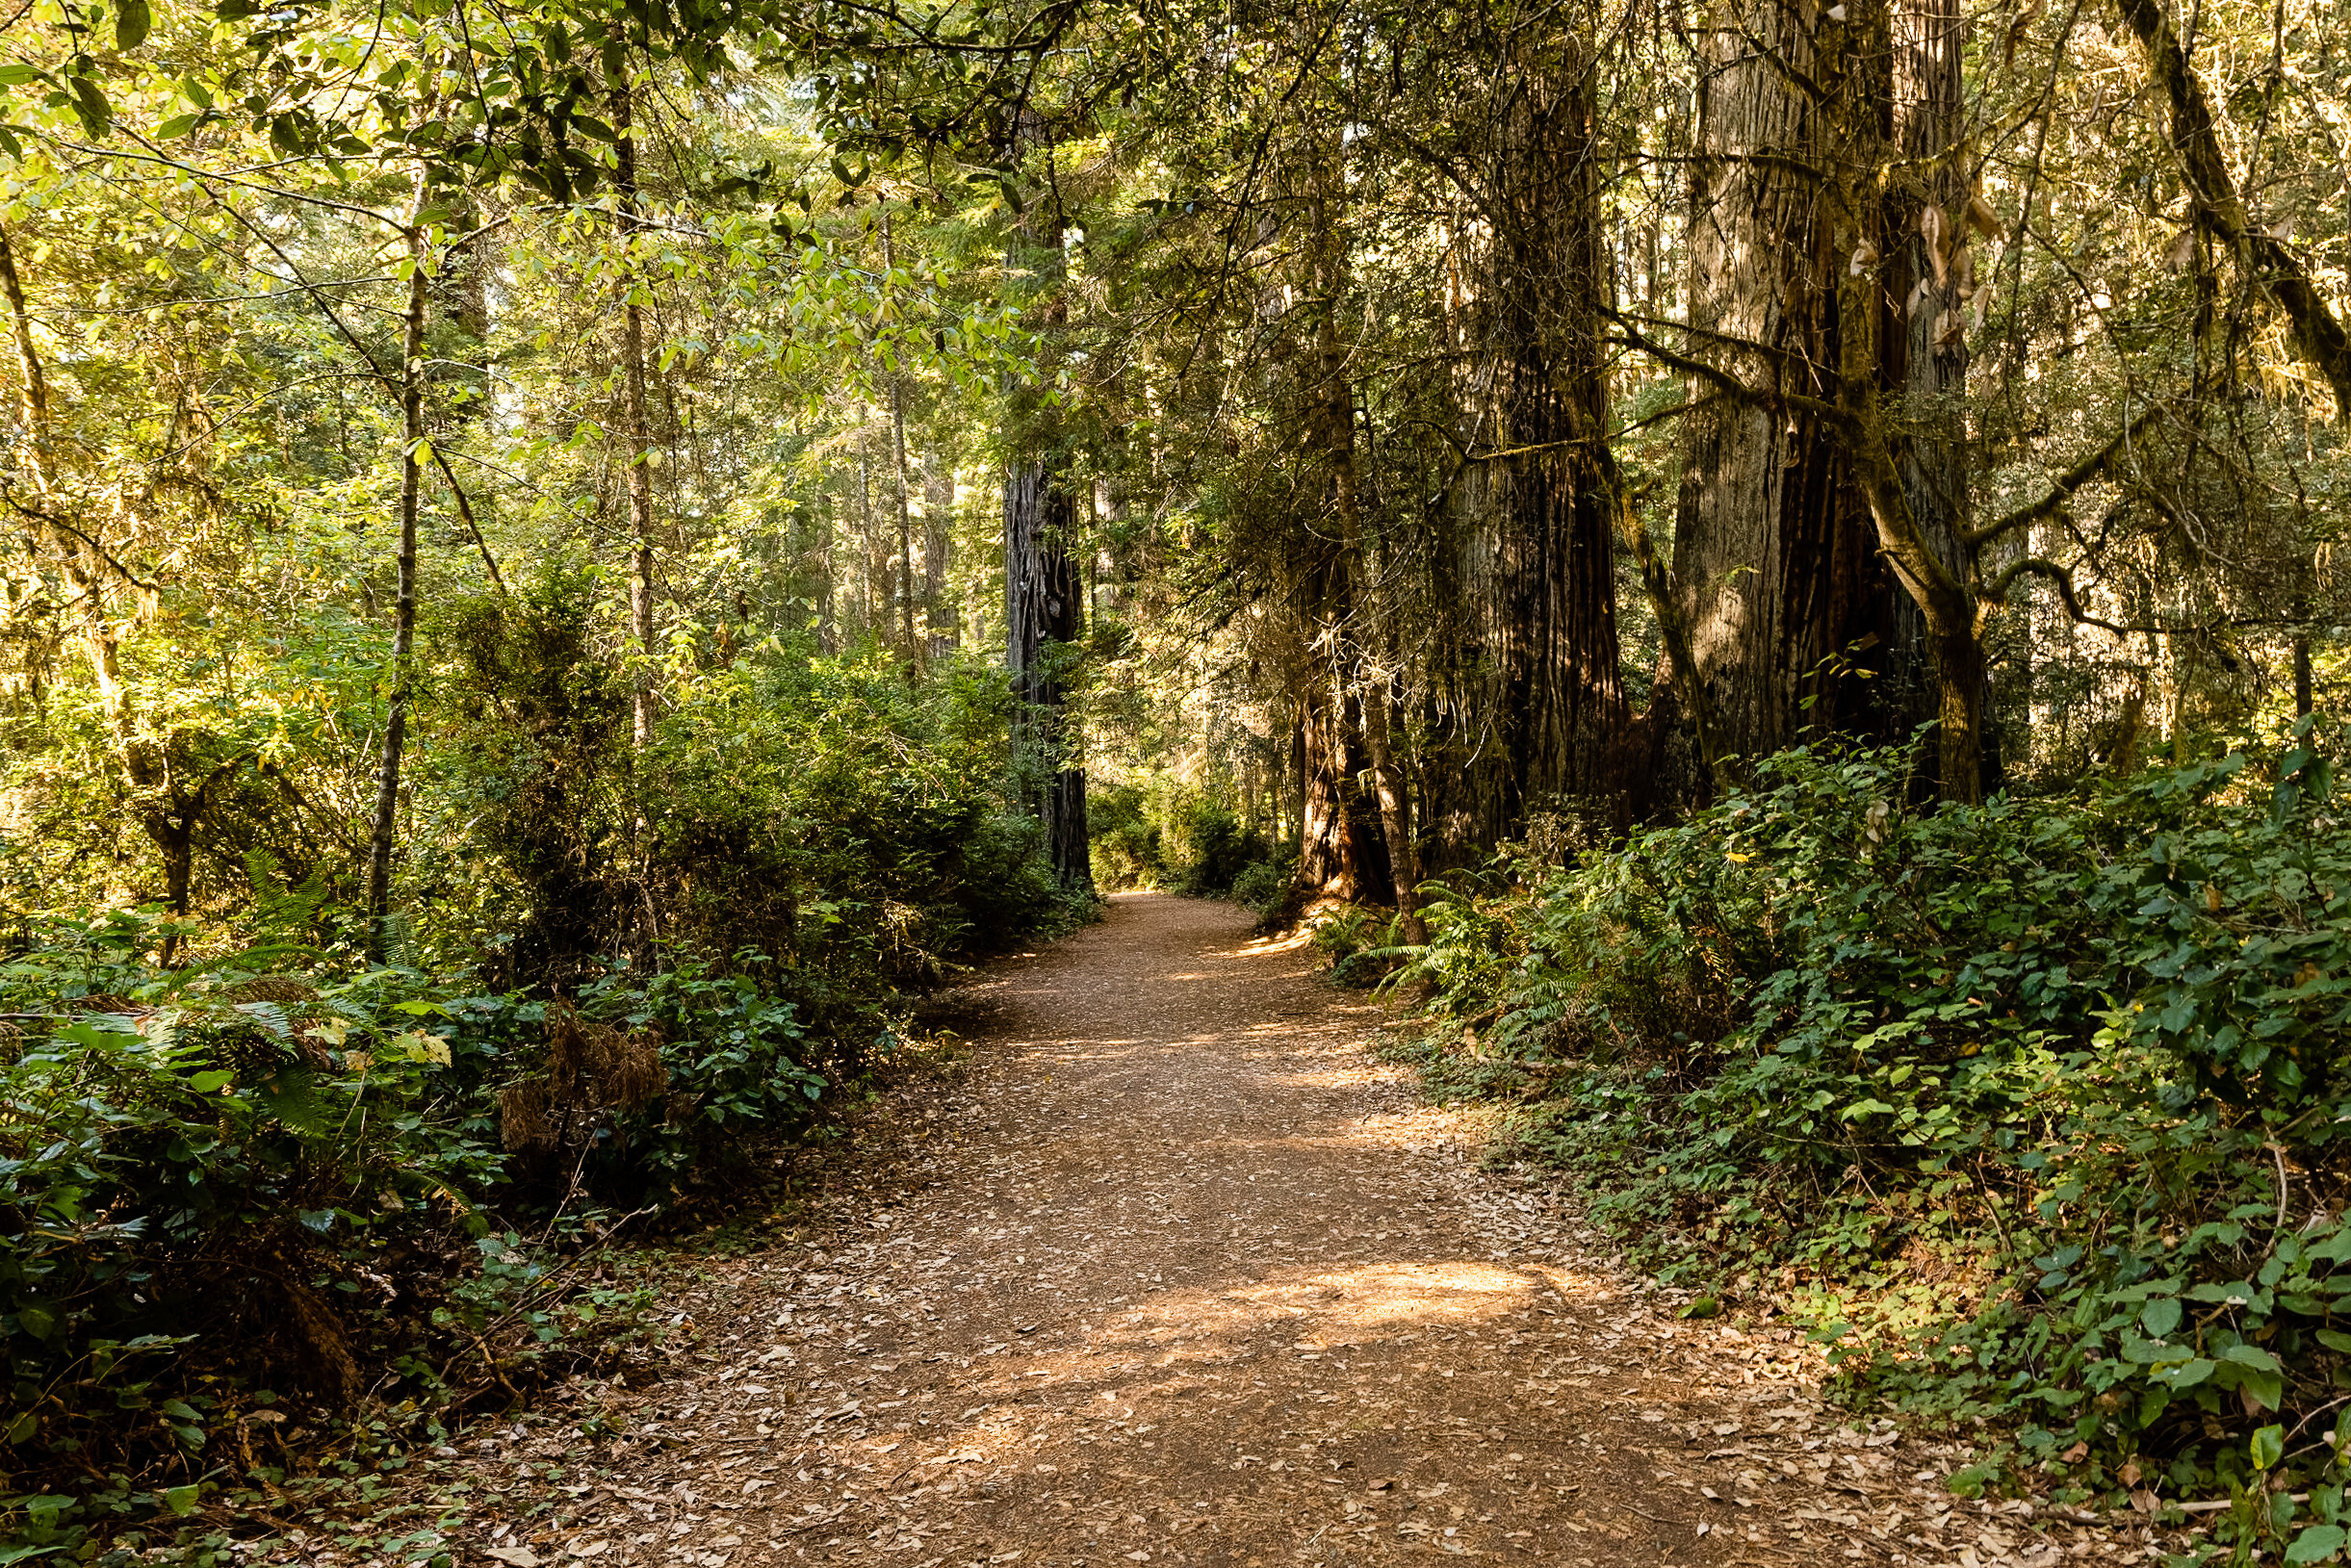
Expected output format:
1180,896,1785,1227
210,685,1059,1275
248,893,2196,1568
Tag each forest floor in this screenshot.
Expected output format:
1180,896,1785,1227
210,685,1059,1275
270,893,2196,1568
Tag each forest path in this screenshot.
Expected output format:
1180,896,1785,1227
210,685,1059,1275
493,893,2147,1568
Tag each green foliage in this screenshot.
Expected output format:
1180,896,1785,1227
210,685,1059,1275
1166,805,1279,900
0,919,512,1475
0,611,1078,1504
1088,784,1165,890
1309,907,1405,989
1227,857,1294,918
1398,722,2351,1531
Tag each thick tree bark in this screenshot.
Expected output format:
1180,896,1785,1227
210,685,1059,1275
1886,0,1976,796
1670,0,1928,801
1427,36,1626,861
1301,134,1417,927
1005,459,1090,887
1667,0,1980,801
1825,0,1986,802
1296,682,1391,901
366,190,429,950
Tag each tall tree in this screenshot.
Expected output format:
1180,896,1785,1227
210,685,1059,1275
1665,0,1928,800
1425,18,1628,855
1004,458,1091,885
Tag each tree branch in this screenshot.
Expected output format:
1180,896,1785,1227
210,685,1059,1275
1961,390,2186,548
2113,0,2351,416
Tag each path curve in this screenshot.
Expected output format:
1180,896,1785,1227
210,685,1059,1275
468,893,2165,1568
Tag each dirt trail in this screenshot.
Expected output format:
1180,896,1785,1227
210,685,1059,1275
458,894,2167,1568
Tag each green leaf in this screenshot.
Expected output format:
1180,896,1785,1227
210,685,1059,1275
2223,1344,2284,1374
187,1069,234,1092
2317,1328,2351,1355
0,64,47,86
5,1408,36,1444
66,73,112,138
2254,1424,2285,1470
14,1305,56,1341
2157,1357,2215,1389
2140,1298,2183,1337
254,1069,324,1136
116,0,150,49
2285,1525,2347,1565
160,1483,199,1516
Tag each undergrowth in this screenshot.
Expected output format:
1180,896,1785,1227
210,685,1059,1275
0,624,1090,1559
1385,721,2351,1566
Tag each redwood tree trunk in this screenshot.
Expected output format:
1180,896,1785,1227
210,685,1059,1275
1005,459,1090,887
1296,682,1391,901
1672,0,1918,799
1426,36,1626,864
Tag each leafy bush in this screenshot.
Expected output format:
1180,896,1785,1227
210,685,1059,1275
1307,906,1406,988
1397,723,2351,1545
1088,784,1166,889
0,919,515,1478
1168,806,1275,897
0,609,1083,1520
1228,855,1294,917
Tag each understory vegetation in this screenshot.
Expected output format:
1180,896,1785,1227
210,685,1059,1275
1382,724,2351,1561
0,636,1085,1554
3,0,2349,1551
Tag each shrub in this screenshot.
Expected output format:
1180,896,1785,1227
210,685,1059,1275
1398,721,2351,1535
1168,807,1274,897
1228,855,1294,917
1088,784,1165,889
0,615,1080,1516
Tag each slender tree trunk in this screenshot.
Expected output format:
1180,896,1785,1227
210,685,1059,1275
881,214,919,662
366,189,429,952
858,436,880,637
613,77,657,753
922,465,956,657
0,222,52,497
2113,0,2351,417
817,490,840,655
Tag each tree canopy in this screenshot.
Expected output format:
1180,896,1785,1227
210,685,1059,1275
3,0,2349,1551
